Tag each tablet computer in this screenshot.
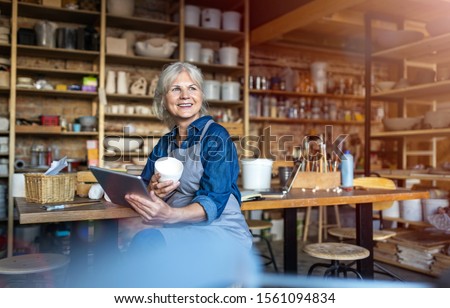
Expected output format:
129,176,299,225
89,166,149,207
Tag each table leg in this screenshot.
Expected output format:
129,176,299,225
355,202,374,279
283,208,298,273
67,220,119,287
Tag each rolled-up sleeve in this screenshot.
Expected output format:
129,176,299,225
192,124,240,224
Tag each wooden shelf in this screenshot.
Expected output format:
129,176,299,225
103,151,147,158
105,54,175,67
0,86,9,94
16,130,98,136
18,2,100,25
185,25,245,44
105,113,158,120
16,88,98,99
371,127,450,139
106,93,153,102
251,116,364,126
104,131,165,137
373,33,450,65
188,62,245,75
106,14,178,33
17,45,100,61
17,66,98,78
249,89,364,100
372,80,450,101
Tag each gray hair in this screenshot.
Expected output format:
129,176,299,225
153,62,208,128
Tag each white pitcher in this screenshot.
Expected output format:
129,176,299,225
117,71,129,95
106,70,116,94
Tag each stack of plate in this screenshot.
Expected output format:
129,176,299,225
0,26,9,44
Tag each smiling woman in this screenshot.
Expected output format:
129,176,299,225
108,62,254,285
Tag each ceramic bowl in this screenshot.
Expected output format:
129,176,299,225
103,136,143,153
383,117,423,131
77,116,97,127
134,38,177,58
375,81,396,92
424,111,450,128
155,157,184,183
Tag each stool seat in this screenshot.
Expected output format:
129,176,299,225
0,253,70,287
328,227,396,241
304,243,370,279
304,242,370,261
0,253,70,275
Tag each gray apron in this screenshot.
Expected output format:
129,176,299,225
160,120,252,250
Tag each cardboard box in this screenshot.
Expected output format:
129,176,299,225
41,0,61,7
106,37,127,55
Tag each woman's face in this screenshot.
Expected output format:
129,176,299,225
165,70,202,126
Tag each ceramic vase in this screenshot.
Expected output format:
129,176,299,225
106,70,116,94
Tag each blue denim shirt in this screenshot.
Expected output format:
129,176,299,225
141,116,241,222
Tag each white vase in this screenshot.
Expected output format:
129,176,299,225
106,70,116,94
107,0,134,17
117,71,129,95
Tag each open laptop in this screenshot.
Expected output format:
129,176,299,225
241,163,301,201
89,166,149,207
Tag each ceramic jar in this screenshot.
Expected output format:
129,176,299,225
106,71,116,94
117,71,129,95
107,0,134,17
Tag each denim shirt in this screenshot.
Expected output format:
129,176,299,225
141,116,242,222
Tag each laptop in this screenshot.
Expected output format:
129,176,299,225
89,166,149,207
241,163,301,201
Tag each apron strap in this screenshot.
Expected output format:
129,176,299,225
168,119,215,154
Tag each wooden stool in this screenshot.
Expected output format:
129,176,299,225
303,205,341,243
0,253,70,287
247,219,278,272
327,227,402,280
303,242,369,279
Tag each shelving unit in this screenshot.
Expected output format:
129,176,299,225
0,0,250,257
365,14,450,276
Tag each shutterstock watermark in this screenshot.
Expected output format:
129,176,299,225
102,125,349,163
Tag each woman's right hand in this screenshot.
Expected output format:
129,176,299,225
148,173,180,198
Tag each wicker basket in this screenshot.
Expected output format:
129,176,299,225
24,173,76,204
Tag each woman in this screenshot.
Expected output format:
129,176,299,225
124,62,252,258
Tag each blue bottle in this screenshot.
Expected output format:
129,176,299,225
341,150,354,189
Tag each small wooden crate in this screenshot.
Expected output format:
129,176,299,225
76,171,97,197
293,171,341,189
24,173,76,204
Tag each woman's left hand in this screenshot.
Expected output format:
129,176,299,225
125,192,179,225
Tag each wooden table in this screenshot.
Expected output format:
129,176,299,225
16,186,429,280
241,187,429,278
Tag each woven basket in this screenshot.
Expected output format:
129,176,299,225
24,173,76,204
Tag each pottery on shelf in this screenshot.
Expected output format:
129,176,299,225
130,77,147,96
135,38,177,58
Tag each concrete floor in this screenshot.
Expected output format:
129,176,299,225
252,237,445,287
